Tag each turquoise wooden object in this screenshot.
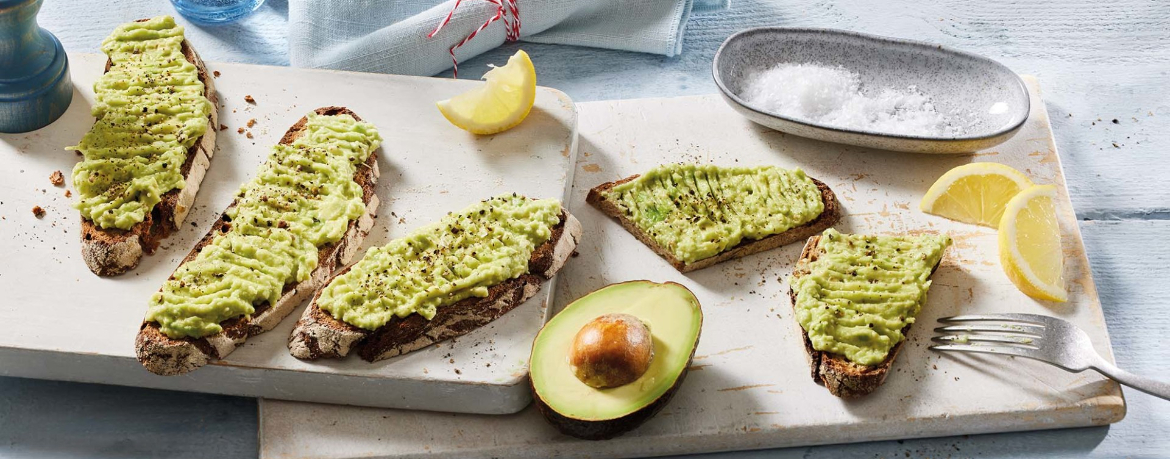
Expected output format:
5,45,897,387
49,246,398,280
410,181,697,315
0,0,71,133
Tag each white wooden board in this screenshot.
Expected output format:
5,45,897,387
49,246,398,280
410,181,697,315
258,77,1125,459
0,53,578,414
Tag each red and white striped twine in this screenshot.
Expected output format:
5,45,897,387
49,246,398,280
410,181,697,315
427,0,521,78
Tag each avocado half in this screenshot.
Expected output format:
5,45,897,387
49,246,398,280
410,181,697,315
530,280,703,440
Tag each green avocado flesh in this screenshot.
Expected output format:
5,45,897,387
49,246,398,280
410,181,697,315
601,164,825,264
315,195,563,331
793,229,951,366
145,112,381,339
531,281,702,421
70,16,212,230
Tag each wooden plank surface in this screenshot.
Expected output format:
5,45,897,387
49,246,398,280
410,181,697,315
0,53,578,413
257,83,1129,459
2,1,1166,458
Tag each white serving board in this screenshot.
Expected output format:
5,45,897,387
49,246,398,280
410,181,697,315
0,53,578,414
258,77,1125,459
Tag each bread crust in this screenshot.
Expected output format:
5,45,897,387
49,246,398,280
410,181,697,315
135,107,381,376
288,210,583,362
789,234,944,398
586,173,840,273
81,27,219,277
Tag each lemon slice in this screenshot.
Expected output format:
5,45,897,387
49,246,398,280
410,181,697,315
920,163,1033,227
437,50,536,135
998,184,1067,302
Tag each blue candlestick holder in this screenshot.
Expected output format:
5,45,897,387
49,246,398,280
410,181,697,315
0,0,72,133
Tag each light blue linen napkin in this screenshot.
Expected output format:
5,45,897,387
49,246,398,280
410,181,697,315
289,0,728,76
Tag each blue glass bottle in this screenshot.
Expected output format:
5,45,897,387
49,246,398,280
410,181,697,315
170,0,265,24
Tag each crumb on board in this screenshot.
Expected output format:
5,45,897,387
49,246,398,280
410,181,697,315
32,206,45,218
247,118,257,128
213,70,221,77
219,124,228,131
246,132,254,139
237,127,245,134
244,95,256,104
64,190,72,198
49,170,64,186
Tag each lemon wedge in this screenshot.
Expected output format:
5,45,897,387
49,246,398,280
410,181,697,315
998,184,1067,302
920,163,1034,227
437,50,536,135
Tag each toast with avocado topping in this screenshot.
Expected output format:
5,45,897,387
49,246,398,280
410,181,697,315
135,107,382,376
790,229,950,397
71,16,218,276
289,195,582,362
587,164,840,273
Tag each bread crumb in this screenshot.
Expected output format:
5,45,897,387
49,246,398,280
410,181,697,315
454,369,462,375
64,189,72,198
49,170,64,186
219,124,228,131
246,132,254,139
237,127,245,134
32,206,45,218
247,118,257,128
213,70,221,77
244,95,256,104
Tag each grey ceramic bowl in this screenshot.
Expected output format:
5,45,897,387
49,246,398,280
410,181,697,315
713,28,1030,154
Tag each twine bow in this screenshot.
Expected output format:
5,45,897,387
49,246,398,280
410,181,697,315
427,0,521,77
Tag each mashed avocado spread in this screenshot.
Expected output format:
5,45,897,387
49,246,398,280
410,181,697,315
69,16,212,230
145,113,381,339
315,195,562,331
602,164,824,264
793,229,951,366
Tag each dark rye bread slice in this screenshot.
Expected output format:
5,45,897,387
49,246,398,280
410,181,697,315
81,22,219,277
135,107,381,376
288,209,583,362
586,174,840,273
789,234,945,398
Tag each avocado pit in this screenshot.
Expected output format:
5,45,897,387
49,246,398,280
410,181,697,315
569,313,654,389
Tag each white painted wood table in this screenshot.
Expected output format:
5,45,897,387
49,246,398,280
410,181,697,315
1,1,1166,458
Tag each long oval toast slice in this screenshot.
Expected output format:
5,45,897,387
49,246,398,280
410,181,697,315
78,17,219,276
790,230,950,398
135,107,381,376
289,208,582,362
587,167,840,273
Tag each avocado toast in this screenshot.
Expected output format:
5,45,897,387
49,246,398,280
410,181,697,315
289,195,582,362
587,164,840,273
71,17,218,276
135,107,382,376
790,229,951,397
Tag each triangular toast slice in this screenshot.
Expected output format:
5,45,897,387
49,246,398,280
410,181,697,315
587,164,840,273
790,229,950,397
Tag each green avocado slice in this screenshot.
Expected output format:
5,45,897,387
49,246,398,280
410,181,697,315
530,280,703,440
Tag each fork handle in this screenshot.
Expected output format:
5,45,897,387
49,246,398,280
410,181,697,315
1092,360,1170,401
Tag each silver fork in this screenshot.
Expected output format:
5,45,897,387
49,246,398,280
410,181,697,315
930,313,1170,400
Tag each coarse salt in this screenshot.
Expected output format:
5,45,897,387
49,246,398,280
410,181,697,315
740,63,972,137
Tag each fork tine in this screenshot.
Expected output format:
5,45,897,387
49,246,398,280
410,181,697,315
933,324,1043,337
930,343,1043,360
932,335,1040,347
937,313,1051,326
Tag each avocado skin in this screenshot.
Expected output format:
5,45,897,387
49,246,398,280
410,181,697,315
530,289,702,441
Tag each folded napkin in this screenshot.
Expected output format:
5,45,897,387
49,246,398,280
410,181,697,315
289,0,728,76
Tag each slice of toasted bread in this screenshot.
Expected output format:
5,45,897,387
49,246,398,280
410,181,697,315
789,234,944,398
288,209,582,362
81,22,219,277
135,107,380,376
586,174,840,273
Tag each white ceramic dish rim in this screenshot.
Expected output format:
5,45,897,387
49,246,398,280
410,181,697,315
712,27,1031,143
